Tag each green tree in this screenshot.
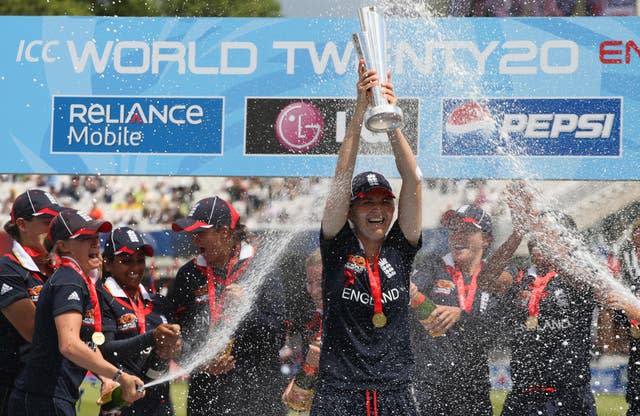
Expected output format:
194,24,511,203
0,0,280,17
0,0,92,15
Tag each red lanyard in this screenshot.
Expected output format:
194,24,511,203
127,292,146,334
528,271,557,320
108,285,150,334
201,249,251,326
62,257,101,332
365,256,383,317
446,263,482,314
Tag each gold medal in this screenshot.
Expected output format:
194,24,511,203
631,325,640,339
525,316,538,330
92,331,105,346
372,312,387,328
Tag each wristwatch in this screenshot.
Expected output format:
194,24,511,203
112,369,123,383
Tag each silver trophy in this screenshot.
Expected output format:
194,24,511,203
353,6,404,133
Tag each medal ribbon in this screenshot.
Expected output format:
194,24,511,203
446,263,483,314
127,291,147,334
365,256,383,318
202,246,252,326
107,284,152,335
527,271,557,321
62,257,101,332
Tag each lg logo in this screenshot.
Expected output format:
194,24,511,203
275,101,324,153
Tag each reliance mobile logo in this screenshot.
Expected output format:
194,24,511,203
51,96,224,155
442,98,621,156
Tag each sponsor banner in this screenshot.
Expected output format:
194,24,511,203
245,98,419,156
51,96,223,155
2,16,640,178
442,98,622,156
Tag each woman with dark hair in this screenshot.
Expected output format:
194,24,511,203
98,226,181,415
169,196,286,415
312,60,422,415
410,202,525,416
0,189,62,415
8,209,145,415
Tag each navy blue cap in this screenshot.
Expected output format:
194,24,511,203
444,204,492,234
48,209,112,243
104,227,153,258
11,189,63,223
351,171,395,201
172,196,240,233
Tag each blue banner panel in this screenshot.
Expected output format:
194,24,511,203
1,16,640,179
442,98,621,156
51,96,223,155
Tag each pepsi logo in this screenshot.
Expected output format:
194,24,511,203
442,98,621,156
445,101,496,136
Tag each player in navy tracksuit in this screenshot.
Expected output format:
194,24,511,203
9,209,145,415
169,196,286,416
0,190,62,415
282,248,323,412
611,219,640,416
312,60,422,416
410,203,524,416
99,227,181,416
494,211,598,415
477,189,624,415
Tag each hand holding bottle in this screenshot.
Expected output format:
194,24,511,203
423,305,462,335
118,372,145,403
283,378,314,412
283,338,320,412
201,337,235,375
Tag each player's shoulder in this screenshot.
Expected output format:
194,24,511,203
0,254,25,276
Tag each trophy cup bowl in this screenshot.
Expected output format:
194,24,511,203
353,6,404,133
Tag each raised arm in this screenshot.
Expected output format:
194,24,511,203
478,182,530,294
321,60,376,240
388,96,422,246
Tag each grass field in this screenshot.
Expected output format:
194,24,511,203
77,380,628,415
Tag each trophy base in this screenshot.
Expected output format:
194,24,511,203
365,105,404,133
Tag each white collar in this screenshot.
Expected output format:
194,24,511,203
442,252,455,268
11,240,40,273
195,241,255,268
527,264,538,277
442,252,487,271
104,276,151,301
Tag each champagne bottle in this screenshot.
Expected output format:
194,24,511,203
293,367,316,390
411,291,444,336
99,386,130,412
284,369,316,412
411,291,436,321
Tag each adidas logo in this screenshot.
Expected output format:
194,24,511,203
67,291,80,301
1,283,13,295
